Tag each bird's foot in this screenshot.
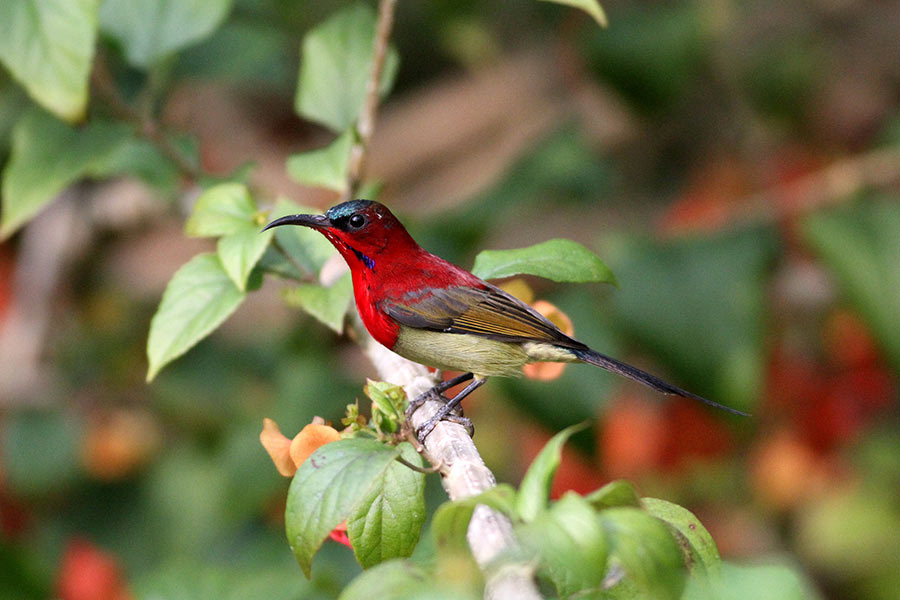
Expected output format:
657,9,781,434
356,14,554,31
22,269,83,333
415,405,474,443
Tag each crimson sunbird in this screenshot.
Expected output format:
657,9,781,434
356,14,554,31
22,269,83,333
263,200,746,440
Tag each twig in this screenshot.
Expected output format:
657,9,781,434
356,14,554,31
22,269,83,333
342,0,397,202
90,54,202,181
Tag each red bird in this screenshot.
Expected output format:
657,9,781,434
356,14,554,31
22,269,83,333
264,200,745,440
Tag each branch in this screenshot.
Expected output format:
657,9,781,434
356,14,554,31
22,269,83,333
340,3,541,598
342,0,397,202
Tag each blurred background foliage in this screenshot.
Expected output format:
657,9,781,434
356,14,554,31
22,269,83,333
1,0,899,598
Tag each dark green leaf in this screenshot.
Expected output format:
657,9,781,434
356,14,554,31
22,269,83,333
99,0,233,68
1,410,82,496
296,3,399,132
516,423,588,522
285,438,401,577
519,492,608,597
146,253,246,381
600,507,685,600
584,480,641,510
0,0,97,122
281,272,353,333
472,239,617,285
347,443,426,568
643,498,720,577
803,200,900,373
1,110,164,239
606,228,776,413
539,0,607,27
287,129,354,192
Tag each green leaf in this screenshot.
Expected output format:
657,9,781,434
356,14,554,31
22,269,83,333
281,272,353,333
539,0,608,27
683,561,821,600
0,0,98,122
99,0,233,68
643,498,720,578
519,492,609,598
516,423,588,522
606,228,776,413
584,479,642,510
287,129,354,192
347,444,426,568
803,200,900,373
601,507,685,600
185,183,258,237
217,228,272,291
1,110,165,239
285,438,401,577
268,198,337,275
339,560,430,600
472,239,617,285
430,484,518,554
146,253,246,381
296,3,399,132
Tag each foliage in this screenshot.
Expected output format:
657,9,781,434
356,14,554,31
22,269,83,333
1,1,898,599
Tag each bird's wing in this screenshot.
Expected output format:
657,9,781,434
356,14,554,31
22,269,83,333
381,284,586,349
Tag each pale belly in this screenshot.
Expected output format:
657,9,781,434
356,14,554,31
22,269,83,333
392,327,578,377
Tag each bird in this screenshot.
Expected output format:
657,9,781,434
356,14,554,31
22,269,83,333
263,199,747,441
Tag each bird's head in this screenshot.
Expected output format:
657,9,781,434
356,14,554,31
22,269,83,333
262,200,417,269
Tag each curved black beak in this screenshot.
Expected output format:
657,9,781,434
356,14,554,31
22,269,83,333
261,213,329,233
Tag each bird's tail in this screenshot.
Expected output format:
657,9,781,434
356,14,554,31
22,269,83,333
571,347,749,417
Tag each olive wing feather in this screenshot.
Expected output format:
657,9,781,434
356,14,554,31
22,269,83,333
380,284,586,349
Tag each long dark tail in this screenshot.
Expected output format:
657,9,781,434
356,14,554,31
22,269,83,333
571,347,749,417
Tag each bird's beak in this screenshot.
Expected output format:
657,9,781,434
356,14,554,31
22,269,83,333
261,213,329,232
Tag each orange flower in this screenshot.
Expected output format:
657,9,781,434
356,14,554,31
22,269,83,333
523,300,574,381
260,418,341,477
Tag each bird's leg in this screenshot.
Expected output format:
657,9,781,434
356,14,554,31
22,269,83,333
405,372,474,419
415,376,485,443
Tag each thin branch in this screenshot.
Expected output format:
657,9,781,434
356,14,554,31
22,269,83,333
90,54,203,181
343,0,397,202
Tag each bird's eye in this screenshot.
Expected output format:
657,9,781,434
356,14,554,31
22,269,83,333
348,214,366,229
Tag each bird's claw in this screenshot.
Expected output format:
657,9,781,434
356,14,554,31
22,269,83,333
414,404,473,443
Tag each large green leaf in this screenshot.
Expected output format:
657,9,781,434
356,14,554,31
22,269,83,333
539,0,607,27
347,443,426,568
285,438,401,577
430,484,518,554
584,479,641,510
605,228,776,413
472,239,617,285
146,253,246,381
281,272,353,333
516,423,587,522
518,492,609,598
296,3,399,132
287,129,354,192
643,498,720,578
803,200,900,373
601,507,685,600
99,0,233,68
0,0,98,122
217,228,272,291
0,110,167,239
